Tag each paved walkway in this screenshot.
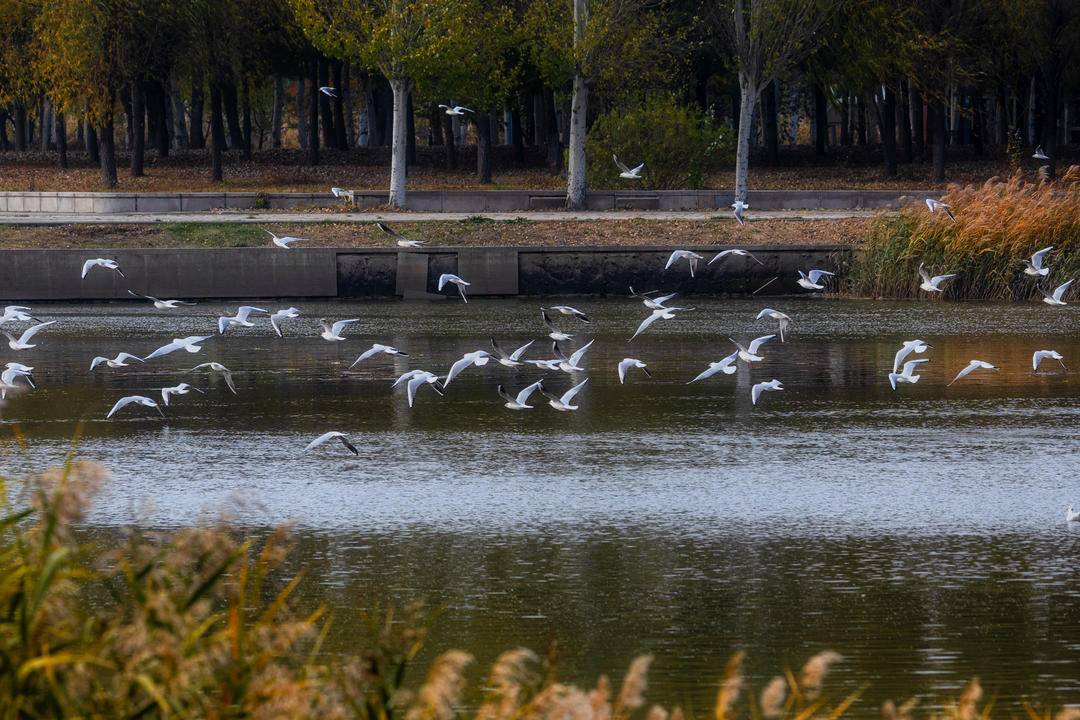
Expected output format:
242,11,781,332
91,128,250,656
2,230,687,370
0,209,883,225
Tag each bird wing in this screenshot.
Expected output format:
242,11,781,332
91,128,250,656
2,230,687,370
652,292,677,306
90,356,107,370
445,356,477,385
613,155,630,173
664,251,682,270
618,359,631,384
948,363,977,386
305,431,342,452
270,314,285,337
709,249,735,265
406,374,428,407
106,396,138,418
630,163,645,174
1054,279,1075,301
376,222,405,240
747,334,776,354
222,370,237,395
560,378,589,404
751,383,764,405
888,372,899,390
350,346,381,367
931,273,957,285
902,358,930,375
458,106,474,113
18,321,56,345
144,339,183,360
115,352,144,364
568,339,595,367
438,274,453,290
127,289,158,302
490,338,510,359
808,270,835,284
330,318,360,336
80,259,98,278
688,364,723,383
892,345,914,373
630,310,665,341
744,250,764,265
392,369,421,387
509,340,535,361
236,306,268,321
1031,246,1053,269
541,309,560,332
496,385,518,404
515,381,543,405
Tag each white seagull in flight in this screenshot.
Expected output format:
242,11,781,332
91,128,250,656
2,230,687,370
4,321,57,350
542,309,574,341
888,358,929,390
445,351,492,385
350,343,408,367
617,358,651,384
218,306,268,334
0,306,41,325
319,318,360,342
710,248,763,266
630,305,693,341
160,383,203,406
331,186,354,202
143,335,212,361
376,222,426,248
127,290,195,309
731,334,775,363
539,378,589,411
319,86,337,98
106,395,164,419
613,155,644,179
81,258,125,279
305,431,360,455
393,370,446,407
1022,246,1053,277
266,231,307,249
751,379,783,405
439,104,473,116
90,352,144,371
947,360,998,386
553,339,594,373
543,305,591,323
490,338,534,367
438,274,471,303
919,263,957,293
190,362,237,394
269,307,301,337
925,198,955,220
687,351,739,383
731,199,749,225
893,340,932,373
629,287,677,310
498,381,545,410
665,250,704,278
1032,145,1050,160
1033,350,1066,372
797,269,835,291
1039,279,1074,306
756,308,791,342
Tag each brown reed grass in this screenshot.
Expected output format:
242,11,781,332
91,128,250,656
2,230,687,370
848,168,1080,300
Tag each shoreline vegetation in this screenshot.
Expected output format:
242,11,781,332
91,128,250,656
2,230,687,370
0,460,1068,719
847,169,1080,301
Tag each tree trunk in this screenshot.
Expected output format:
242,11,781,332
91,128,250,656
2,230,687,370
318,58,335,148
296,77,307,150
130,81,145,177
734,74,756,203
270,76,284,149
874,88,897,178
333,62,347,149
899,80,912,163
476,110,493,183
565,73,589,209
430,103,444,145
14,104,27,151
154,82,170,157
856,95,867,145
839,96,850,146
510,101,525,163
763,80,779,165
1041,73,1059,179
241,79,252,159
389,78,409,208
99,119,118,188
442,111,457,168
189,77,205,149
543,87,562,175
40,99,52,151
344,65,356,148
972,91,984,157
55,112,68,169
929,99,946,181
996,82,1008,145
171,78,188,149
88,121,100,165
910,87,924,159
210,81,225,182
0,111,10,150
223,80,243,149
813,84,827,156
307,59,320,165
406,92,416,165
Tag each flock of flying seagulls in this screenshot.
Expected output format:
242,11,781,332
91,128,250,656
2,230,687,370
1,193,1076,519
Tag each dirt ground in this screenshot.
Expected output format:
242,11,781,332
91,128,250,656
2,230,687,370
0,145,1056,193
0,217,872,249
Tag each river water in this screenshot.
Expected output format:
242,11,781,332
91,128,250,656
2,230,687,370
2,297,1079,714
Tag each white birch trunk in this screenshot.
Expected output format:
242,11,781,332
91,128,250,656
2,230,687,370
565,74,589,209
389,78,408,209
734,73,757,203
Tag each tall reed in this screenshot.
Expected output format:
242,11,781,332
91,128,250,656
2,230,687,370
848,168,1080,300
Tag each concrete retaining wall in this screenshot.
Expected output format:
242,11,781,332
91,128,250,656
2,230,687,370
0,246,852,301
0,189,936,214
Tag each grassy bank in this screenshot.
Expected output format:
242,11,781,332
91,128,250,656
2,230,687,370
848,169,1080,300
0,460,1047,719
0,217,870,249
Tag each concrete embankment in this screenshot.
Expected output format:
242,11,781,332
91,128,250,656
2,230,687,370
0,188,934,215
0,246,850,301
